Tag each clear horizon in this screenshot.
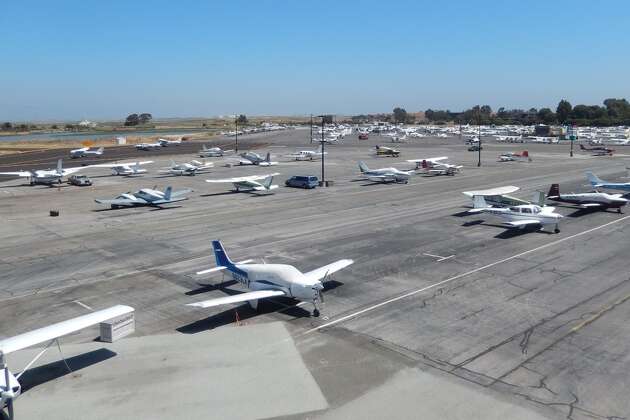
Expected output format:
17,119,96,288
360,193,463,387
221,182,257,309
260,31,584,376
2,0,629,121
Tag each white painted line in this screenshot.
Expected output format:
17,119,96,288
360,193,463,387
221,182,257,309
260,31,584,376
73,300,93,311
305,215,630,335
423,253,455,262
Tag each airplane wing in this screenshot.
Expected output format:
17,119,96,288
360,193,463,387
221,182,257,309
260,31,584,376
462,186,520,198
0,305,134,355
186,290,286,309
406,156,448,163
90,161,153,169
95,198,144,206
505,220,542,227
303,259,354,282
0,171,32,177
62,166,88,175
170,188,193,198
206,173,280,183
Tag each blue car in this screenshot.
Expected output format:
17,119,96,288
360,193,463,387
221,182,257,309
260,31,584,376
285,175,319,189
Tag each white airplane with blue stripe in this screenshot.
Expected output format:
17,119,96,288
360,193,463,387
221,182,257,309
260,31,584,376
587,171,630,192
187,240,354,317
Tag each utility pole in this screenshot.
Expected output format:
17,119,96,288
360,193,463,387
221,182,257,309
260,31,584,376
310,114,313,144
235,115,239,153
477,114,482,167
317,115,326,185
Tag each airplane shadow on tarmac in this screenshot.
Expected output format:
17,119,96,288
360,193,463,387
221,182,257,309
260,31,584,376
461,219,555,238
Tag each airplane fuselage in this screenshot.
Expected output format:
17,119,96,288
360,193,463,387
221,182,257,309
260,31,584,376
548,193,627,209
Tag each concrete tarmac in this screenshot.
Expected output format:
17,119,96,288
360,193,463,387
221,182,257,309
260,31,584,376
1,129,630,419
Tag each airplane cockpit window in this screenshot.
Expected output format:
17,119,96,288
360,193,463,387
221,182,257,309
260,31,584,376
522,208,532,213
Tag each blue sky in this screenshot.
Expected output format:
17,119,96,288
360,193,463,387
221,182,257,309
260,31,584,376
2,0,629,121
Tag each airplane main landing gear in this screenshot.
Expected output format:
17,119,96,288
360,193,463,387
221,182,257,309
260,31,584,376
554,225,560,234
313,309,320,317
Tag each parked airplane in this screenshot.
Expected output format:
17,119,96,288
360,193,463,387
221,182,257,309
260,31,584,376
70,146,104,159
206,173,280,194
187,240,353,317
0,159,88,185
237,152,278,166
469,195,563,233
498,151,531,162
1,305,134,420
374,145,400,157
89,161,153,176
358,161,412,184
157,138,182,146
545,183,627,213
199,145,232,157
159,160,213,176
579,144,614,156
95,186,192,208
288,145,326,161
135,142,162,151
586,171,630,192
462,186,535,208
407,157,462,175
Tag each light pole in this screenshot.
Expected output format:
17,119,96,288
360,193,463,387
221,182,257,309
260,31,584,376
235,115,239,153
317,115,326,185
477,114,482,167
310,114,313,144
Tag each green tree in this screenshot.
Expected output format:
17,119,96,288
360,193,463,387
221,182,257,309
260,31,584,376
1,122,12,131
237,114,248,124
139,113,153,124
392,107,408,123
556,100,572,123
537,108,556,124
51,124,58,129
125,114,140,126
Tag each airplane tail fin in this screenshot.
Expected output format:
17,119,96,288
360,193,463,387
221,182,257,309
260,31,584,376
164,186,172,201
212,240,235,268
317,144,322,153
472,195,488,209
358,161,369,173
133,162,141,171
547,183,560,198
522,151,528,157
262,175,274,189
421,160,429,169
170,159,176,167
532,190,545,206
97,147,104,153
56,159,63,174
586,171,603,186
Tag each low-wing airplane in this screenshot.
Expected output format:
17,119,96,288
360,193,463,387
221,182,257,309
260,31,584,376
579,144,614,156
199,145,232,157
374,145,400,157
288,145,326,161
462,186,538,208
407,157,462,175
159,160,213,176
70,146,104,159
468,195,563,233
0,159,88,185
1,305,134,420
205,173,280,194
358,161,412,184
545,183,627,213
88,161,153,176
586,171,630,192
498,150,531,162
237,152,278,166
135,141,162,151
157,138,182,146
187,240,353,317
95,186,192,208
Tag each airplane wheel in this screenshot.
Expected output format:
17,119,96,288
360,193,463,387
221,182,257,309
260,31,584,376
554,228,560,234
618,208,623,214
313,309,320,317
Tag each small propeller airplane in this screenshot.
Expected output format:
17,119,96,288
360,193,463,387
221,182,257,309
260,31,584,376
205,173,280,194
358,161,413,184
468,195,563,233
88,161,153,176
0,159,88,185
159,160,213,176
157,138,182,146
69,146,104,159
199,145,233,157
187,240,353,317
498,150,531,162
374,145,401,157
462,186,534,208
579,144,614,156
406,157,462,175
288,145,327,161
237,152,278,166
95,186,192,208
545,183,627,213
586,171,630,192
135,141,162,151
1,305,134,420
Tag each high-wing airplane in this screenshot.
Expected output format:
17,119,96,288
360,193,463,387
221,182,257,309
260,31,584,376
288,145,326,161
88,161,153,176
374,145,400,157
0,159,88,185
70,146,104,159
135,142,162,151
159,160,213,176
205,173,280,194
545,183,627,213
237,152,278,166
157,138,182,146
95,186,192,208
187,240,353,317
498,150,531,162
1,305,134,420
469,195,563,233
586,171,630,192
358,161,412,184
199,145,232,157
579,144,614,156
462,186,536,208
407,157,462,175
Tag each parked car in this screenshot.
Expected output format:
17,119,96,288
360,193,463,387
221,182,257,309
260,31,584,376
68,174,92,186
358,133,369,140
285,175,319,189
468,145,483,151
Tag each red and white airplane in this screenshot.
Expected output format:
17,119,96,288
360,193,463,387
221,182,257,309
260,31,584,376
579,144,614,156
498,151,531,162
406,157,462,176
